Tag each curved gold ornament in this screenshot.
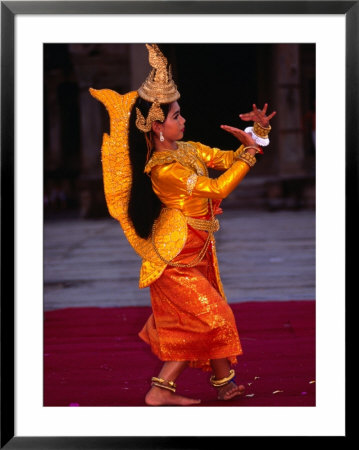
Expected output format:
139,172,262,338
89,88,187,286
135,100,165,133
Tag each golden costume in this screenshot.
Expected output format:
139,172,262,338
89,44,264,374
139,141,251,370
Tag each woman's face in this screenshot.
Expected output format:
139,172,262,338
160,101,186,142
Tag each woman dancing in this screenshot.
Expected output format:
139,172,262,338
90,44,276,406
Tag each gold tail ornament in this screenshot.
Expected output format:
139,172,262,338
89,88,188,287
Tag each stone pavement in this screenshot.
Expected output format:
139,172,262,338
44,209,315,311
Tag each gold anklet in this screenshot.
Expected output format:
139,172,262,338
151,376,177,393
210,369,236,387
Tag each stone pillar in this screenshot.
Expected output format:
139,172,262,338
44,74,63,171
275,44,305,176
129,44,150,91
77,84,106,218
68,44,131,217
79,85,102,177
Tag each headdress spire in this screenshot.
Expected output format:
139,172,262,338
137,44,180,105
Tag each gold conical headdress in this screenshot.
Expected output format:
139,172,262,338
137,44,180,104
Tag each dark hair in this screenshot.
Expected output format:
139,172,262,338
128,97,170,239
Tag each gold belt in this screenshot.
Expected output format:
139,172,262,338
186,216,220,232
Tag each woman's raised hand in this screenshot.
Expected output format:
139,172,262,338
220,125,258,148
239,103,276,128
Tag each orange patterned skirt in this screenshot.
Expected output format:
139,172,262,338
138,226,242,371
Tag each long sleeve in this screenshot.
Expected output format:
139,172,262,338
151,158,250,202
188,141,244,170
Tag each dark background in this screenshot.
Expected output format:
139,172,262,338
44,43,315,218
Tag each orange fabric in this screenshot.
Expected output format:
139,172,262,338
138,226,242,371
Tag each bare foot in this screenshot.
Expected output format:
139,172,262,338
145,386,201,406
216,381,245,400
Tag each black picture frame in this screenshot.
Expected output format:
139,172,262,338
1,1,354,447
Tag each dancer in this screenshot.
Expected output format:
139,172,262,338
90,44,276,406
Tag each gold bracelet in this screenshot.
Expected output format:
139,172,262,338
253,122,271,138
243,145,262,154
236,152,256,168
210,369,236,387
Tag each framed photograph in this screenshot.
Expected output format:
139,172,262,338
2,1,353,447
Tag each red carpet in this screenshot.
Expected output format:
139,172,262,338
44,301,315,407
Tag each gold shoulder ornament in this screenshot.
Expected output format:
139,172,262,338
144,141,206,176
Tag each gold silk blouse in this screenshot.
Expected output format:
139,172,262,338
140,140,251,295
145,141,250,217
